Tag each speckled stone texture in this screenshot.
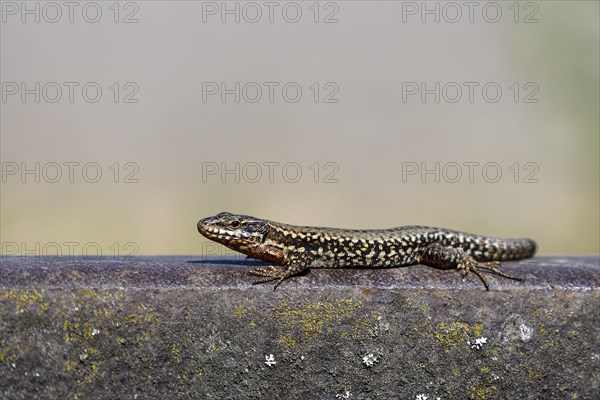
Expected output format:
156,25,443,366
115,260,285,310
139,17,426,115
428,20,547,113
1,256,599,399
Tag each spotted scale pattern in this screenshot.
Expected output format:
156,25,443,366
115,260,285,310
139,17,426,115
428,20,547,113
197,212,537,290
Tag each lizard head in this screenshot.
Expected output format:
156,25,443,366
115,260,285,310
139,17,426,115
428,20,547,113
197,212,269,253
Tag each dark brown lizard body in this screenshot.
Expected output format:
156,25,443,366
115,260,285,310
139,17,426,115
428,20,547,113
197,212,537,290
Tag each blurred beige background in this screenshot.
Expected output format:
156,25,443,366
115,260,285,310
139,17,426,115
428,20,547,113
1,1,598,256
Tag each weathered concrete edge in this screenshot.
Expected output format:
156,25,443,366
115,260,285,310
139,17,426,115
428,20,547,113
1,256,598,291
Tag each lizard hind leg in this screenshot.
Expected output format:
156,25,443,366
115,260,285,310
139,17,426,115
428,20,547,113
420,243,521,291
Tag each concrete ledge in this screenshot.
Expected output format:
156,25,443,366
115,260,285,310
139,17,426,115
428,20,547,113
1,256,599,399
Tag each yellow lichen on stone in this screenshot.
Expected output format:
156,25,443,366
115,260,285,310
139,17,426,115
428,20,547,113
136,331,151,344
1,288,49,315
78,289,115,303
0,346,18,363
470,384,496,400
235,304,257,320
2,288,166,398
82,322,99,341
529,367,542,380
171,343,182,363
234,307,246,319
122,304,159,325
268,297,371,346
473,323,484,337
56,289,160,390
0,347,8,362
271,298,363,339
79,362,98,383
65,359,78,372
278,332,297,348
434,321,471,348
93,308,114,320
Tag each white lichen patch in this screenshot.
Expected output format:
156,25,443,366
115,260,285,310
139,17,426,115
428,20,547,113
519,323,533,341
335,390,352,399
369,316,390,338
501,314,533,343
362,353,378,367
416,395,441,400
264,354,276,367
468,337,488,350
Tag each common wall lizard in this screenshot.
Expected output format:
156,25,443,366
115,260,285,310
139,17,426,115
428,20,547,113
197,212,537,290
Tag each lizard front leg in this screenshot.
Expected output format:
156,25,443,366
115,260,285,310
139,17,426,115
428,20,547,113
419,243,522,290
248,251,313,290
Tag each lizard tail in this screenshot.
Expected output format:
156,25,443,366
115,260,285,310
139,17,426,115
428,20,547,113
472,237,538,261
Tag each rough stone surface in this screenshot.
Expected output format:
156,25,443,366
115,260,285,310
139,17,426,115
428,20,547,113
1,256,599,399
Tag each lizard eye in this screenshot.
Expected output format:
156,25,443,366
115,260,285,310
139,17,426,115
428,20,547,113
230,220,240,228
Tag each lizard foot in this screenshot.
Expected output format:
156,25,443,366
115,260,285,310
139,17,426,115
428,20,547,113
248,266,287,286
421,243,523,290
457,258,522,291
